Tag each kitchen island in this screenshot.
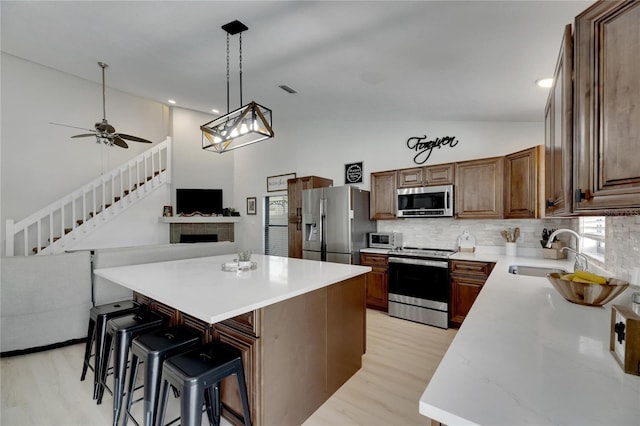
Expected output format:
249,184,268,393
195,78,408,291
420,252,640,425
95,254,370,426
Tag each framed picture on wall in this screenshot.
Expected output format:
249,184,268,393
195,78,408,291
247,197,257,215
267,173,296,192
345,161,363,184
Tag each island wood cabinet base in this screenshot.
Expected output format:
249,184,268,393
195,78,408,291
134,274,366,426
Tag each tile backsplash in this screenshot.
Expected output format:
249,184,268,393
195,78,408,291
377,215,640,282
606,215,640,283
377,218,576,251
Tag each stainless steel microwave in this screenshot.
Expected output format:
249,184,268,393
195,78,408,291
397,185,454,218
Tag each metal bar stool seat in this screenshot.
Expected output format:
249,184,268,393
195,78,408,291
98,310,165,426
123,326,202,426
156,341,252,426
81,300,141,399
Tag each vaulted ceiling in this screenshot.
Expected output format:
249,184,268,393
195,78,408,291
1,1,592,123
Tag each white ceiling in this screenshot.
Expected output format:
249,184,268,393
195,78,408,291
1,0,592,123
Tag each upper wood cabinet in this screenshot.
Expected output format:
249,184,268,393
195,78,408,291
455,157,504,219
544,24,574,217
397,163,455,188
370,170,397,220
573,0,640,212
505,146,539,218
287,176,332,258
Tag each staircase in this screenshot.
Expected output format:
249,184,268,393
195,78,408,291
5,137,172,256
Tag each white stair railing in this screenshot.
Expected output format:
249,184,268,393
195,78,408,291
5,137,172,256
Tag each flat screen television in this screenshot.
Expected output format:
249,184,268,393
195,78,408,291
176,189,223,215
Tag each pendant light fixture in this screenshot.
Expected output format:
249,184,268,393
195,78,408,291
201,20,274,153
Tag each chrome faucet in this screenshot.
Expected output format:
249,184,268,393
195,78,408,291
546,228,587,271
561,247,589,272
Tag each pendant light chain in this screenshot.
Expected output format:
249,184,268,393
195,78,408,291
239,32,243,107
226,32,230,114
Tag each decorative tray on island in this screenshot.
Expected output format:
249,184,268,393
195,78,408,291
221,261,258,272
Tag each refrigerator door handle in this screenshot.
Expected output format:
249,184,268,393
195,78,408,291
320,198,327,261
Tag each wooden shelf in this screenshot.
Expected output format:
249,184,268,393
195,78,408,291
158,216,241,224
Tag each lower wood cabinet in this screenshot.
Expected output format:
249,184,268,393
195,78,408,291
215,319,260,426
360,252,389,311
450,260,495,327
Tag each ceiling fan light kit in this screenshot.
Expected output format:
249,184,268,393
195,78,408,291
201,20,274,154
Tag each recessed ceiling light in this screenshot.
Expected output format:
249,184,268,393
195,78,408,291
535,78,553,88
211,109,219,114
167,99,176,104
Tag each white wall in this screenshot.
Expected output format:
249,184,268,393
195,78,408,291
169,107,235,209
63,187,170,250
1,54,169,252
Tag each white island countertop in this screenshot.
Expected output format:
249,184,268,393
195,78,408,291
94,254,370,324
420,252,640,426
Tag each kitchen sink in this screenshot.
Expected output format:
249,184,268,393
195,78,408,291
508,264,568,277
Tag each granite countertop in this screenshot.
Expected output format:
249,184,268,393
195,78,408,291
418,251,640,425
94,254,370,324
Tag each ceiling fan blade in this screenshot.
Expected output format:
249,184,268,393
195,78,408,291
117,133,153,144
71,133,97,138
49,122,95,132
113,137,129,149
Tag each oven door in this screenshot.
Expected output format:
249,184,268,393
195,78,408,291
388,257,449,310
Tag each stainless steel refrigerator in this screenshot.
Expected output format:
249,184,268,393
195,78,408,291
302,186,376,264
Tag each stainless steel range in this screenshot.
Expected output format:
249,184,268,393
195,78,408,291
388,247,456,328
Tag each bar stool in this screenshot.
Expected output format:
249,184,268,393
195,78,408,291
81,300,141,399
97,310,165,426
123,326,202,426
156,341,252,426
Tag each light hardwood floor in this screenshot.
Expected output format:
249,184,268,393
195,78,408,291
0,310,456,426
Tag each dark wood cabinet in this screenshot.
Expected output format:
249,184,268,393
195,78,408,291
544,24,573,217
455,157,504,219
215,320,260,426
424,163,455,186
287,176,332,258
397,167,423,188
370,170,397,220
505,146,539,218
397,163,454,188
573,0,640,212
450,260,494,327
360,252,389,311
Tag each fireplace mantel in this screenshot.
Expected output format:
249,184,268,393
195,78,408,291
158,216,241,224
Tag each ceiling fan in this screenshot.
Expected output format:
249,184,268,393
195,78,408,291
50,62,153,149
